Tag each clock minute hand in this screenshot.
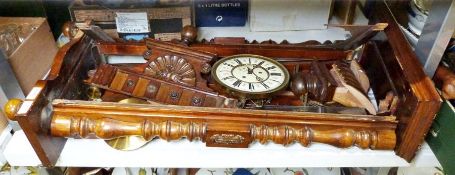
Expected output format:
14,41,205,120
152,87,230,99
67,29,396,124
254,61,265,68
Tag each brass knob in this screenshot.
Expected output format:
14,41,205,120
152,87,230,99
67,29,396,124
4,98,23,120
181,25,197,44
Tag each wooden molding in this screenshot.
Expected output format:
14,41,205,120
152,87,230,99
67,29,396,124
251,125,395,149
51,115,207,142
88,64,237,108
50,100,396,150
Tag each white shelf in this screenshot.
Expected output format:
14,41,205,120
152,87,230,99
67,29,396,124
3,130,440,167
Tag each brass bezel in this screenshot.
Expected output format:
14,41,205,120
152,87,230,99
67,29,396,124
211,54,290,99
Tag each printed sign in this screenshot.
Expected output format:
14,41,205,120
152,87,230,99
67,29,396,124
115,12,150,33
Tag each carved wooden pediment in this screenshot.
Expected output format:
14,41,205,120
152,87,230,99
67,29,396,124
143,39,216,91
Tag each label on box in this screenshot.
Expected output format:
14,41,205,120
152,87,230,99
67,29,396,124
195,0,247,27
115,12,150,33
154,33,181,41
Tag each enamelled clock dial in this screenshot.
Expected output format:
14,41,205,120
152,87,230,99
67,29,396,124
212,54,290,100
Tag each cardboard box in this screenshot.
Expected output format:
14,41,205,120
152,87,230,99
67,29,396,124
250,0,332,32
69,3,192,41
0,17,58,94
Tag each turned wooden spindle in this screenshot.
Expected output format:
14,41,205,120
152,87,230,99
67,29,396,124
181,25,198,45
51,115,207,141
49,100,396,150
290,73,330,103
251,125,395,149
51,114,395,150
434,65,455,100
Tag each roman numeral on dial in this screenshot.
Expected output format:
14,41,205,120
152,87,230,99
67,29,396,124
222,76,235,80
234,59,243,65
267,66,276,70
223,63,234,67
255,61,265,68
261,82,269,89
233,80,242,87
271,73,282,76
249,83,254,90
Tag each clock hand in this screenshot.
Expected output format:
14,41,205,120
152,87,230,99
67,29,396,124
254,61,265,68
252,70,264,82
247,67,253,74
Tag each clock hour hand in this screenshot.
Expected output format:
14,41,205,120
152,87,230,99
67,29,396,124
247,67,253,74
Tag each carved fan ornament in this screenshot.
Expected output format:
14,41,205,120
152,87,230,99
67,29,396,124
144,55,196,86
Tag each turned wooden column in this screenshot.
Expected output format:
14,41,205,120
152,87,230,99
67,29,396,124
250,125,395,149
51,115,207,142
49,99,396,150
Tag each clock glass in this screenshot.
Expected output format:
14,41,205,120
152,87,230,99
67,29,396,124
212,54,289,97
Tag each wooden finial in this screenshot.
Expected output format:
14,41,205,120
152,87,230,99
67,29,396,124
62,21,78,39
4,98,23,120
181,25,197,44
290,72,329,103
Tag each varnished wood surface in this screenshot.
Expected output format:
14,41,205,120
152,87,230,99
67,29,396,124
89,64,237,108
290,61,337,103
96,41,350,60
47,35,83,80
50,99,396,150
143,39,215,91
95,41,349,76
372,1,442,161
7,35,95,167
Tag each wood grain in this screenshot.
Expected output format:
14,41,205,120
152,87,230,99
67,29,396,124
372,1,442,161
89,64,237,108
50,100,396,150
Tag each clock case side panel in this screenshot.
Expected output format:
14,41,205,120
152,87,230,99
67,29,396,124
11,35,98,167
369,1,442,162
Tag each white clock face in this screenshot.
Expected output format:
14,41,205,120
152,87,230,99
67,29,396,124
213,55,289,94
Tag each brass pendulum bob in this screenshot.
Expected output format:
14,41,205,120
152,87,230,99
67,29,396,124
105,135,150,151
87,86,102,101
104,98,149,151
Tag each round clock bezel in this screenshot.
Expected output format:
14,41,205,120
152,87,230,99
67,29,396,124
211,54,290,99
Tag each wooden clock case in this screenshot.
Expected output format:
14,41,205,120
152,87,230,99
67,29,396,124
6,3,440,167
